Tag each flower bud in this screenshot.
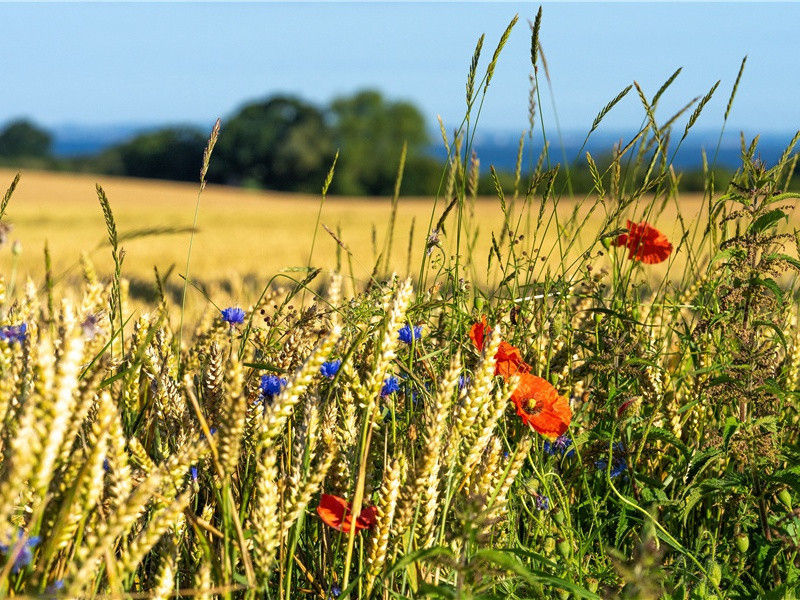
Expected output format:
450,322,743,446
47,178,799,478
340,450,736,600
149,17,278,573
778,488,792,509
734,533,749,553
556,537,571,558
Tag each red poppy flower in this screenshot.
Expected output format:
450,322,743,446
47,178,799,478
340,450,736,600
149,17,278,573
612,220,673,264
510,373,572,438
495,341,531,378
469,317,531,377
469,316,488,351
316,494,377,533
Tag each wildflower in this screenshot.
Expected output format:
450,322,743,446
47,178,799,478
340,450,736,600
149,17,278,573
221,306,246,325
0,323,27,345
190,466,198,481
381,375,400,397
612,220,672,264
458,374,470,390
398,324,423,344
316,494,377,533
510,373,572,438
0,530,40,573
80,314,102,340
534,494,550,511
469,316,530,377
320,359,341,379
260,374,287,400
596,442,627,478
199,427,217,440
543,435,575,458
46,580,64,596
330,585,342,598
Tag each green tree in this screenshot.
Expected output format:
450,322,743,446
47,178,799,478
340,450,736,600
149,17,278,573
95,127,207,181
0,119,52,158
210,96,334,192
329,90,433,195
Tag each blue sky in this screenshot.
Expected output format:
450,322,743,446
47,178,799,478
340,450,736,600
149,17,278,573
3,2,799,137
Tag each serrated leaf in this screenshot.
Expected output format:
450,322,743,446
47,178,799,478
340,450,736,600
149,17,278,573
748,209,788,234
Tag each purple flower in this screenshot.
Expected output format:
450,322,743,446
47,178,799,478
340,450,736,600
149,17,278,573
381,376,400,397
0,530,40,573
0,323,27,345
260,374,287,400
191,466,199,481
544,435,575,458
534,494,550,511
221,307,246,326
596,442,627,478
320,360,341,379
458,375,470,390
398,324,423,344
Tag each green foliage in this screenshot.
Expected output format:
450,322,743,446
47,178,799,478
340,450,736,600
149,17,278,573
0,119,52,158
94,127,207,182
210,95,335,192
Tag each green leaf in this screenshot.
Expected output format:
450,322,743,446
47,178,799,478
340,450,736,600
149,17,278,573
472,549,602,599
748,209,788,234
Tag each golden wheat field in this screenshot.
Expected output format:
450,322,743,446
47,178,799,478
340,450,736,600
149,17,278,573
0,167,766,311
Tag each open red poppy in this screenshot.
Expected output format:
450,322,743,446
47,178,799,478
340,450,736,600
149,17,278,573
316,494,377,533
510,373,572,438
612,220,673,264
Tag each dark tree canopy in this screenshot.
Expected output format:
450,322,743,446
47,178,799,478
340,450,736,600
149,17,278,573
329,90,432,195
0,119,52,158
209,96,335,192
96,128,207,182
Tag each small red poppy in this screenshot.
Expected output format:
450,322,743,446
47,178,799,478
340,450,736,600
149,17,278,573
469,316,488,351
510,373,572,438
469,317,531,377
317,494,377,533
612,220,673,264
495,341,531,378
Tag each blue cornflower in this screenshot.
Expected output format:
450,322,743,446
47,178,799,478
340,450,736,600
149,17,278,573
381,376,400,397
199,427,217,440
458,374,471,390
0,530,40,573
46,580,64,596
398,324,423,344
0,323,27,345
320,360,341,379
543,435,575,459
260,374,287,400
330,584,342,598
596,442,627,478
534,494,550,511
221,307,246,326
190,466,199,481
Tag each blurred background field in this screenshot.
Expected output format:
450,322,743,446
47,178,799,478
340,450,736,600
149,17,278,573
0,167,726,307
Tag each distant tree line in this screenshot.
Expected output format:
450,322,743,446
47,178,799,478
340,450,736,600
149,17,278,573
0,90,442,196
2,89,793,196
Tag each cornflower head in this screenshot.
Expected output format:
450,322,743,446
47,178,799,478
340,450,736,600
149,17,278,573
0,323,27,344
596,442,627,478
534,494,550,511
544,435,575,458
0,529,40,573
320,359,342,379
398,324,423,344
260,374,287,402
221,307,246,326
381,375,400,397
